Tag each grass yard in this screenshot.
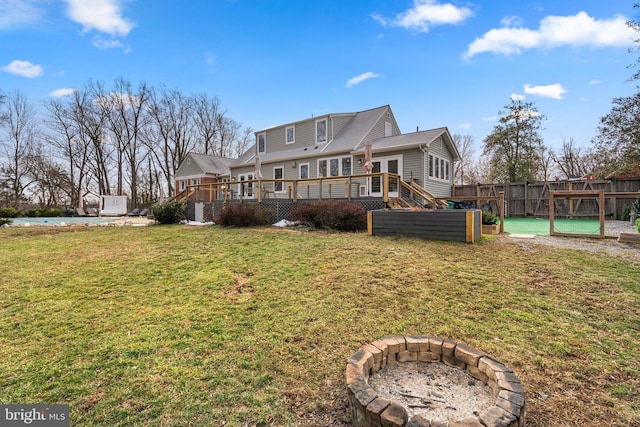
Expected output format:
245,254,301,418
0,225,638,426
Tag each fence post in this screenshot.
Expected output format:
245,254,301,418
499,191,505,234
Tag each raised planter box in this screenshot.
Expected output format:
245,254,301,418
482,224,500,235
368,209,481,243
618,232,640,244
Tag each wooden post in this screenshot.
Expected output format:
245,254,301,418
549,191,555,236
257,180,262,203
499,191,505,234
599,190,605,238
383,173,389,204
568,182,573,218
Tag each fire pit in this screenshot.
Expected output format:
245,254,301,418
346,335,525,427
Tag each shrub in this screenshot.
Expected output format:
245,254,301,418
0,218,12,226
151,201,187,224
289,200,366,232
218,203,272,227
0,208,21,218
636,218,640,233
482,210,500,225
23,207,63,217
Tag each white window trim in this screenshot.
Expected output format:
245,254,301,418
285,126,295,145
316,156,352,178
273,165,285,193
428,154,451,183
315,119,327,144
299,163,310,180
257,132,266,154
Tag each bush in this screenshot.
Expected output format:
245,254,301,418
23,207,63,217
482,210,500,225
218,203,272,227
151,201,187,224
0,208,21,218
289,200,366,232
636,218,640,233
0,218,12,226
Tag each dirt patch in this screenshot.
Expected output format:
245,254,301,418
369,361,494,422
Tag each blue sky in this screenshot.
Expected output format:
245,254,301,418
1,0,637,154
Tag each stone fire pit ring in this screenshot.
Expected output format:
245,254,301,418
346,335,525,427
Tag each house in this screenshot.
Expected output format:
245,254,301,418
174,153,233,199
228,105,460,200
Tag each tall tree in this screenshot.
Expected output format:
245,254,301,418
452,133,474,185
146,86,197,196
96,78,151,206
0,91,39,208
482,98,546,183
551,137,596,179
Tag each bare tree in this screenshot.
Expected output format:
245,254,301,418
233,126,254,158
192,93,222,156
551,138,594,179
0,91,40,208
146,86,197,196
96,78,151,206
452,134,474,185
464,155,493,185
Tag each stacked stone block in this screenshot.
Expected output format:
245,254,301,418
346,335,525,427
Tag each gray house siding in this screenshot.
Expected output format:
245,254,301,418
423,136,454,197
175,160,203,178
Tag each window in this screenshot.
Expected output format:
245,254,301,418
191,178,200,186
428,154,450,182
239,173,254,197
341,157,351,175
285,126,295,144
316,119,327,144
299,163,309,179
257,132,266,153
318,156,352,177
273,166,284,192
180,180,186,191
385,121,392,137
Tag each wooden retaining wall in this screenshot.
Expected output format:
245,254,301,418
368,209,481,243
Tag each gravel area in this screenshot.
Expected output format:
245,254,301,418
503,221,640,264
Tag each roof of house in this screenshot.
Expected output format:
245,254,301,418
178,152,234,176
230,105,459,167
353,127,461,161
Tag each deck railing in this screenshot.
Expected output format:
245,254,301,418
173,172,406,204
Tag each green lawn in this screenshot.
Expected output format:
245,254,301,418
0,226,638,426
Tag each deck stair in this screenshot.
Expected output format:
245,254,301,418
387,179,449,209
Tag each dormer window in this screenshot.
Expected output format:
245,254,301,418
316,119,327,144
285,126,295,144
257,132,266,153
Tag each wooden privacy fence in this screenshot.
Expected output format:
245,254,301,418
453,178,640,219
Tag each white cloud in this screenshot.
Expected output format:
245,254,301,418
372,0,473,32
346,72,382,88
1,59,43,78
64,0,134,36
500,16,523,27
0,0,45,29
464,12,634,58
510,93,526,101
481,115,497,121
589,78,602,85
523,83,567,99
49,88,77,97
459,123,472,130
